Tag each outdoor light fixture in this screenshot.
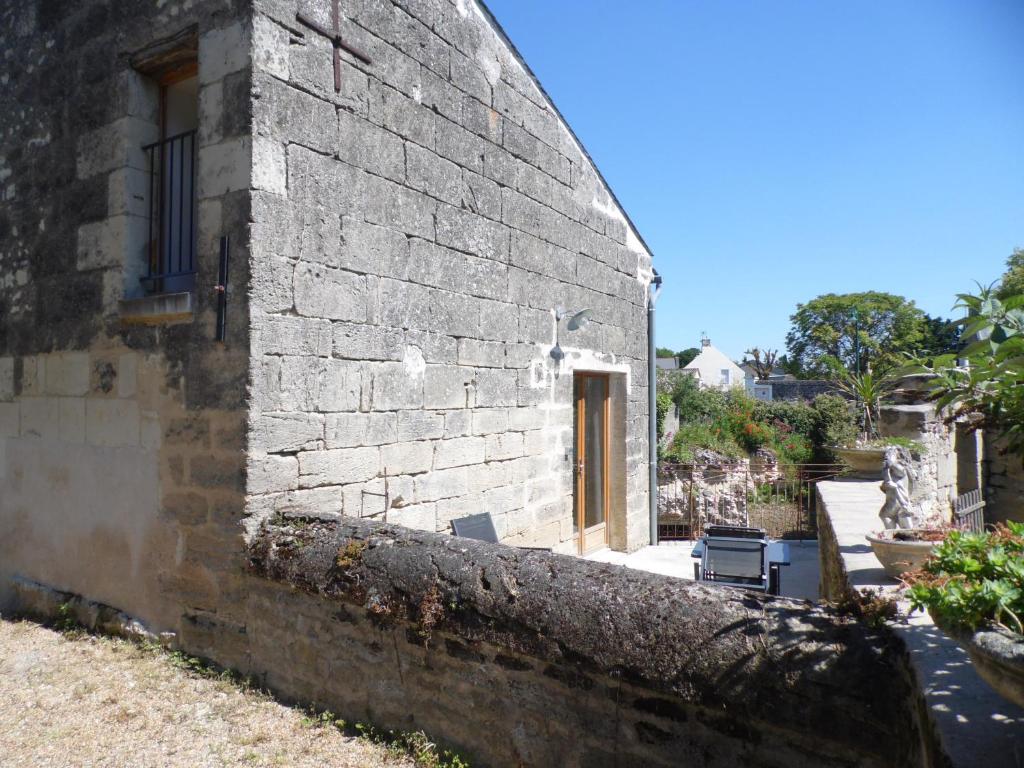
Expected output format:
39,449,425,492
550,306,593,362
567,308,592,331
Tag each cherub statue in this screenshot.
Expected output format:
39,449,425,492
879,446,916,530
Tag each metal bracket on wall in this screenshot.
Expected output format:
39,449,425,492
296,0,372,93
215,236,229,342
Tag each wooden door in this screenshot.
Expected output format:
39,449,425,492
574,372,610,554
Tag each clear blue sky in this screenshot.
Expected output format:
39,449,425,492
485,0,1024,362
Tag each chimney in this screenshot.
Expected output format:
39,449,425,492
701,335,711,348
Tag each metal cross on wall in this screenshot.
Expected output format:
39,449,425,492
296,0,372,92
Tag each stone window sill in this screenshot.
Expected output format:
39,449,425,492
119,292,194,326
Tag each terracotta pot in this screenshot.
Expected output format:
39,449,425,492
835,447,887,479
933,615,1024,711
865,530,938,578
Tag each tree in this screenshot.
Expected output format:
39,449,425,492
920,314,961,358
744,347,779,380
655,346,676,359
996,247,1024,300
785,292,926,377
677,347,700,367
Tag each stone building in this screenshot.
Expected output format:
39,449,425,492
0,4,974,764
0,0,655,635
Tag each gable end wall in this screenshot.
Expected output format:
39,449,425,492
245,0,655,552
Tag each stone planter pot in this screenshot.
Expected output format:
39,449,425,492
934,615,1024,711
865,530,938,578
835,447,887,479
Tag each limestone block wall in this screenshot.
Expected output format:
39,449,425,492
0,0,254,633
244,0,654,552
879,404,956,521
984,437,1024,525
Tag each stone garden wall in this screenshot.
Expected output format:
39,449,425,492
984,437,1024,525
227,517,936,768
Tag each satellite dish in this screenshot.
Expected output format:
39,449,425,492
567,308,592,331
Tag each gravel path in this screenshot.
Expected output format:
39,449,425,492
0,617,413,768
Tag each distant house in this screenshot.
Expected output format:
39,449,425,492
656,357,679,370
681,339,745,390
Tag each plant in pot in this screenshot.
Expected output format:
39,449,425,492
830,367,914,477
905,523,1024,710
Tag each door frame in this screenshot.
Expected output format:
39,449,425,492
574,371,611,555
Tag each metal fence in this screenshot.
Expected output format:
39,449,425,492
657,462,848,540
143,129,197,293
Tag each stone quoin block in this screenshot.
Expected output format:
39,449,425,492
198,22,250,85
248,453,300,495
253,413,324,454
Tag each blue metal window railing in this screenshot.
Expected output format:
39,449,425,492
142,129,197,294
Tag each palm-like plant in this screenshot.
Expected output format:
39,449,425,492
831,368,899,441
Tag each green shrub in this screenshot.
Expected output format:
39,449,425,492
665,379,857,464
754,400,817,439
671,375,728,424
665,423,744,463
776,432,814,464
810,394,858,460
656,391,672,441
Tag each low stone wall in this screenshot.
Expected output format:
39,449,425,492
816,486,851,603
204,517,935,768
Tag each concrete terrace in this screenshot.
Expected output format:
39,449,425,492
587,540,821,602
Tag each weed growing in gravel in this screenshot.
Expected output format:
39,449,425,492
53,602,86,638
302,708,471,768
